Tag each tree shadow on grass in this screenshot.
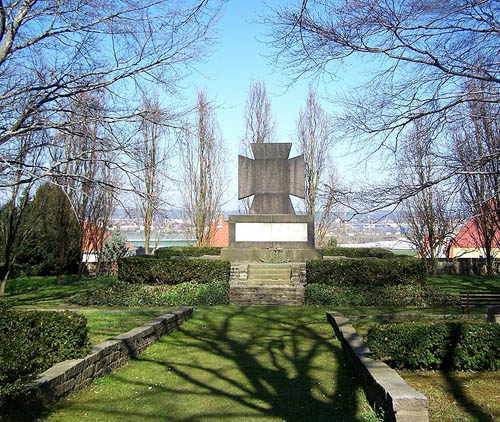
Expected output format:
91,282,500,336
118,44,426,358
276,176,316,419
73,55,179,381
33,307,372,422
442,370,498,422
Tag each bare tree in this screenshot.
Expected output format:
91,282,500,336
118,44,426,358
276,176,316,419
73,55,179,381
266,0,500,207
450,82,500,275
243,81,276,147
239,81,276,213
0,0,222,190
180,91,226,245
54,92,117,277
296,86,337,244
397,121,459,274
132,94,168,254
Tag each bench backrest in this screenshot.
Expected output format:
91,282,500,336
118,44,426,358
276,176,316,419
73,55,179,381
459,291,500,305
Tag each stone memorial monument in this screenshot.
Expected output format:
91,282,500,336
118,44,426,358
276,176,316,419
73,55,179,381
220,142,320,262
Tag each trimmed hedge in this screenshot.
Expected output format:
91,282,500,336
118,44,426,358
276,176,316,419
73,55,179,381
320,247,395,259
154,246,223,259
0,302,90,406
305,283,458,307
367,321,500,370
118,256,230,285
70,280,229,306
306,257,426,286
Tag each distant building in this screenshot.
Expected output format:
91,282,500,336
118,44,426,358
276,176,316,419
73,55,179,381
448,217,500,259
206,213,229,247
82,223,136,274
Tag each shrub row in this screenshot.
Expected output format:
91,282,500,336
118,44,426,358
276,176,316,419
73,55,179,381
306,258,426,286
305,283,458,307
367,321,500,370
118,256,230,285
154,246,223,259
70,280,229,306
0,303,90,406
319,247,395,259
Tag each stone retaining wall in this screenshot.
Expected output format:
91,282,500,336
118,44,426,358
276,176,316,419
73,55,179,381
31,307,193,408
326,311,429,422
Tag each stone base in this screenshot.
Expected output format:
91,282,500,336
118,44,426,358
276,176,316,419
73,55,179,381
230,284,304,305
228,214,315,249
221,248,321,262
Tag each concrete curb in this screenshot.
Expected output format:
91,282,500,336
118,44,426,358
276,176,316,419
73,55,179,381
31,306,193,408
326,311,429,422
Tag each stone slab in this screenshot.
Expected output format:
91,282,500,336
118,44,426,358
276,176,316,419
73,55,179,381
235,222,308,242
220,248,321,262
326,312,429,422
487,305,500,323
227,214,315,249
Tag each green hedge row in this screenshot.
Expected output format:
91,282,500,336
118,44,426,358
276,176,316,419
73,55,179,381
367,321,500,370
118,256,230,285
306,258,426,286
154,246,223,259
70,280,229,306
305,283,458,307
319,247,395,259
0,303,90,407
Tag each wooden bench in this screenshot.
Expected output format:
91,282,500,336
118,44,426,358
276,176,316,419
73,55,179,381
459,291,500,314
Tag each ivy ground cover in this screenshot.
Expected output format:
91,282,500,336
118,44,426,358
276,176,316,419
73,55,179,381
41,306,378,422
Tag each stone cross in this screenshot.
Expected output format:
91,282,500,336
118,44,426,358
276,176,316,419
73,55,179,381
238,143,305,214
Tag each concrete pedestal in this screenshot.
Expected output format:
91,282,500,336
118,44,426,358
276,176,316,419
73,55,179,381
220,214,321,262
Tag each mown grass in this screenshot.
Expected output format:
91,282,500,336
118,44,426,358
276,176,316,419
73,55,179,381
4,274,114,308
426,274,500,293
402,370,500,422
41,306,379,422
85,311,173,345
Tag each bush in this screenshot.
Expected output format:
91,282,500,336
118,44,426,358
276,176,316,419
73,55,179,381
70,280,229,306
118,256,230,285
154,246,223,259
305,283,457,306
306,258,426,286
0,302,90,406
320,247,395,259
367,321,500,370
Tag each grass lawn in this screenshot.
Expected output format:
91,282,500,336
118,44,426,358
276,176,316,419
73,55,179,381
41,306,378,422
403,370,500,422
426,274,500,293
4,274,114,308
84,310,173,345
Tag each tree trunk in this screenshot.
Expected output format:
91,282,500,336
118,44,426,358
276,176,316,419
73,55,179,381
0,271,10,297
56,272,62,286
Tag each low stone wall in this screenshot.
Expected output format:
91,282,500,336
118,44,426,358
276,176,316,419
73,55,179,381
31,307,193,408
326,312,429,422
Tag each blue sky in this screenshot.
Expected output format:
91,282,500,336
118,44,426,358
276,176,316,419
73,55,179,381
178,1,370,209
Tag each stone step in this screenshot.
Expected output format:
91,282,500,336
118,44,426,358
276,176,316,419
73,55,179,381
249,268,291,275
229,285,305,306
248,264,292,270
248,273,290,280
246,280,291,286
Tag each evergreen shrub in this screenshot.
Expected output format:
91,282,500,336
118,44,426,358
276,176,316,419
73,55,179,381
305,283,458,307
0,302,89,406
320,247,395,259
367,321,500,370
306,257,426,286
70,280,229,306
118,256,230,285
154,246,223,259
